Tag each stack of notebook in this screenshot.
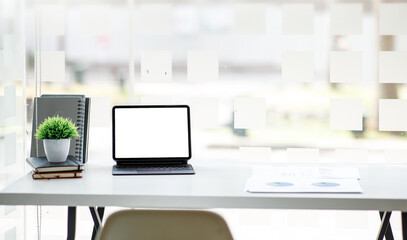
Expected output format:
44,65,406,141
31,94,91,163
27,155,84,179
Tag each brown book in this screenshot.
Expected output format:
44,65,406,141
32,170,83,180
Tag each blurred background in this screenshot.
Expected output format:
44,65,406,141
1,0,407,239
23,0,407,162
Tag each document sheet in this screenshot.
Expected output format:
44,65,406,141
245,167,363,193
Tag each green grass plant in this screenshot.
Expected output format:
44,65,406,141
35,115,79,140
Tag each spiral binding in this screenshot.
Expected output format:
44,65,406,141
75,99,86,162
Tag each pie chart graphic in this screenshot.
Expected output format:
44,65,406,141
266,182,294,187
312,182,340,187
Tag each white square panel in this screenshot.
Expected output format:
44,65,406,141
330,99,363,131
330,51,363,83
335,149,368,163
239,147,271,163
269,150,287,163
379,99,407,131
188,97,219,129
80,6,110,36
3,35,14,66
141,4,172,35
385,149,407,163
141,51,172,82
5,132,16,167
331,4,363,35
380,3,407,35
187,51,218,82
5,227,16,240
282,4,314,35
234,4,266,35
40,51,65,82
287,148,319,162
4,85,16,118
0,50,22,82
173,6,199,35
90,97,111,128
282,51,314,82
40,5,65,36
234,98,266,129
379,52,407,83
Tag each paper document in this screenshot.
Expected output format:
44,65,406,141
252,167,360,179
246,167,362,193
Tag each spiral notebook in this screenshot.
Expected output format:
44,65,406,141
30,95,91,163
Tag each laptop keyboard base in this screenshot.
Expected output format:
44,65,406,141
112,164,195,175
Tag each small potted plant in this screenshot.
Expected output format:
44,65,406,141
35,115,79,162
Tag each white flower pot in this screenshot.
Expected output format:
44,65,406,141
43,139,70,162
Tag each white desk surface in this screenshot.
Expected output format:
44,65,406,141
1,158,407,211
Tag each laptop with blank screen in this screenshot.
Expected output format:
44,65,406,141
112,105,195,175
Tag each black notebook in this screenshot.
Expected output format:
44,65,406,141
27,155,84,173
30,95,91,163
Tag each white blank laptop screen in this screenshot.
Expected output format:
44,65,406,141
114,106,190,159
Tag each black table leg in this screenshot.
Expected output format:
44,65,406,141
67,206,77,240
401,212,407,240
377,211,393,240
380,211,394,240
90,207,105,240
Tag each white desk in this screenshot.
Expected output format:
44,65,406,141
0,158,406,239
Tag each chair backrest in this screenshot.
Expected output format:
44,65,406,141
97,209,234,240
